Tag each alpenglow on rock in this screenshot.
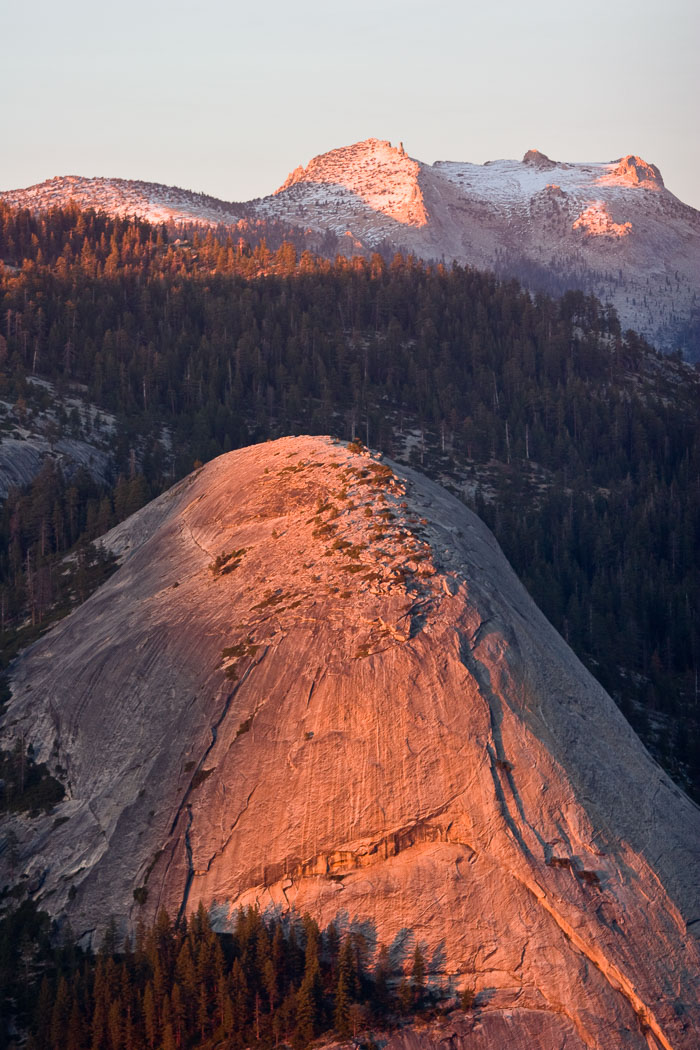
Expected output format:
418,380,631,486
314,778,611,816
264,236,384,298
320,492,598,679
2,436,700,1049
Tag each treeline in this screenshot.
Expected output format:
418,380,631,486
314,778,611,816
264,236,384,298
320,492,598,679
0,202,335,285
0,204,698,793
1,903,442,1050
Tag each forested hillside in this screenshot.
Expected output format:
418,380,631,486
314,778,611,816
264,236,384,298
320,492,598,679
1,202,698,796
0,901,441,1050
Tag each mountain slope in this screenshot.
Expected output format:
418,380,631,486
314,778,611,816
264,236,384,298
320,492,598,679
0,377,114,497
4,139,699,355
0,174,246,227
2,436,699,1049
256,139,700,355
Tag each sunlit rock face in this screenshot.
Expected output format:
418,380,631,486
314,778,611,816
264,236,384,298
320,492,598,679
572,200,633,237
599,154,665,188
3,436,700,1049
275,138,428,228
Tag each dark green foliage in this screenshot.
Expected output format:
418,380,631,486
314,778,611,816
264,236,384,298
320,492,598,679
0,901,54,1049
411,945,425,1006
459,986,476,1011
210,548,248,576
0,903,441,1049
0,460,124,672
0,744,64,815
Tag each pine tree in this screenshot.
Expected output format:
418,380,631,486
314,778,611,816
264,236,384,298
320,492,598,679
373,944,391,1017
64,995,83,1050
143,982,157,1049
50,977,70,1050
294,972,320,1049
230,958,249,1035
411,945,426,1006
107,997,122,1050
334,966,351,1036
161,1020,177,1050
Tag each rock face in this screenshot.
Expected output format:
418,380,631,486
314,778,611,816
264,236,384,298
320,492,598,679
522,148,557,170
0,378,115,496
2,435,700,1049
604,154,665,188
274,138,429,228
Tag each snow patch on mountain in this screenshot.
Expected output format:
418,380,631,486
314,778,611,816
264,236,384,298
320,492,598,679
432,153,657,209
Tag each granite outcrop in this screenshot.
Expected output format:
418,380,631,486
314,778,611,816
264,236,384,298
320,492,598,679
2,435,699,1049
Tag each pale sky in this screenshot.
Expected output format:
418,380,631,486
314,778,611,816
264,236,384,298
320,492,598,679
2,0,699,209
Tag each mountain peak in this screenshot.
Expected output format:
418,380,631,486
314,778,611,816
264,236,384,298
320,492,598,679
522,148,557,169
274,138,428,227
600,154,664,188
3,139,697,356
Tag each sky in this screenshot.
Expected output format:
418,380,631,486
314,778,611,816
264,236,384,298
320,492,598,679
2,0,699,209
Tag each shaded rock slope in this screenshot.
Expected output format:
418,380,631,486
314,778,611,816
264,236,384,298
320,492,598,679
0,378,114,497
2,436,700,1049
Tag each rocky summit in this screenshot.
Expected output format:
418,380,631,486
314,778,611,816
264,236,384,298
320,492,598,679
2,435,700,1049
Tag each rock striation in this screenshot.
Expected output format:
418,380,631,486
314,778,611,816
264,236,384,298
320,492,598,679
2,435,700,1049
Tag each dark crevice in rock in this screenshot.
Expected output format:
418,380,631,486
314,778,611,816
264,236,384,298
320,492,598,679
458,632,541,864
407,597,434,637
510,867,675,1050
153,648,270,915
471,617,493,649
176,805,194,923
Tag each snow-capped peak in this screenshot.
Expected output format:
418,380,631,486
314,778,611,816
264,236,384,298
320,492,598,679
2,140,697,357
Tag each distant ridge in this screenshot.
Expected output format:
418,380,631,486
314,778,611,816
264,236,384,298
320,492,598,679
4,138,700,356
0,174,246,227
